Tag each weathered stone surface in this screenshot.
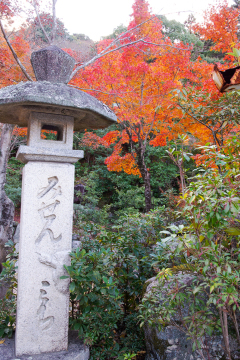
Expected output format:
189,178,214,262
0,81,117,130
31,46,75,84
0,123,15,266
15,162,75,356
17,146,84,164
144,274,240,360
0,331,90,360
13,228,81,252
0,192,14,262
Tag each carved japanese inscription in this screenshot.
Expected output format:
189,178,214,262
36,176,62,244
35,176,66,330
38,281,54,331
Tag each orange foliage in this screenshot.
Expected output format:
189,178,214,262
192,153,218,169
81,131,111,149
193,0,240,53
12,127,27,137
74,0,211,177
0,3,33,138
0,10,33,88
193,132,240,169
0,32,32,87
102,131,121,146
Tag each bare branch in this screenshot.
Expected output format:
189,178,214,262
96,15,160,59
70,39,190,81
69,13,190,81
52,0,58,42
0,19,33,81
32,0,51,44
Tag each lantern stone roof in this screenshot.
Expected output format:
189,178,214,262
0,46,117,130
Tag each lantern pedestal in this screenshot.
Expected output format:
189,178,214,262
15,113,83,356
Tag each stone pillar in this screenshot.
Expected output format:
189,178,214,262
15,112,83,356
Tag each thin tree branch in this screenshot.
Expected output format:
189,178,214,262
70,40,190,80
52,0,57,42
33,0,51,44
70,17,190,81
98,15,160,58
178,102,225,147
0,19,33,81
178,103,213,131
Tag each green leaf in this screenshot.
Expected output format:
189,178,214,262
103,276,108,283
183,153,190,162
225,227,240,235
233,47,240,57
210,285,215,293
69,282,76,292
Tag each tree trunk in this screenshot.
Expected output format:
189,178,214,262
0,124,15,264
143,169,152,212
135,145,152,212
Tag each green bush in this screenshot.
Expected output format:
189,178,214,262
65,209,166,359
139,137,240,359
65,245,122,358
0,240,18,338
5,158,23,207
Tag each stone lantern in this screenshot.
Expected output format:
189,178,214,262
0,46,117,357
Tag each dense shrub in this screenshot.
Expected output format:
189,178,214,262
5,158,23,207
0,241,18,338
139,136,240,360
65,209,166,359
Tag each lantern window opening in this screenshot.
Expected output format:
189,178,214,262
41,123,64,141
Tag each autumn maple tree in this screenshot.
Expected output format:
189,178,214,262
72,0,217,211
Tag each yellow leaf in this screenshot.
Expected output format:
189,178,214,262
0,339,5,344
